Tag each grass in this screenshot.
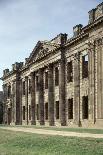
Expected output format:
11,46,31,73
0,128,103,155
1,124,103,134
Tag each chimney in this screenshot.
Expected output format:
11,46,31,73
73,24,83,37
3,69,9,76
88,9,96,24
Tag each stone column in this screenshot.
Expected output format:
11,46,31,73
19,79,22,125
48,64,55,126
11,81,15,124
15,77,22,125
96,39,103,119
25,76,28,125
88,42,95,123
74,52,81,126
38,68,44,125
30,72,36,125
59,49,66,126
3,84,8,124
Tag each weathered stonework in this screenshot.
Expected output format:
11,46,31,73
1,2,103,127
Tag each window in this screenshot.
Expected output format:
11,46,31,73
56,101,59,119
23,106,25,120
36,76,39,91
28,79,31,94
23,81,25,95
55,67,59,86
8,85,11,98
68,98,73,119
45,72,48,89
67,61,73,83
82,96,88,119
82,55,88,79
45,103,48,120
29,105,31,120
37,104,39,120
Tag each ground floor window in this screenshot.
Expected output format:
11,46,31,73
68,98,73,119
23,106,25,120
82,96,88,119
29,105,31,120
45,103,48,120
37,104,39,120
56,101,59,119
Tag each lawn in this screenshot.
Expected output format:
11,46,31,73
0,128,103,155
2,125,103,134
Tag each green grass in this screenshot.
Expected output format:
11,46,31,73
0,128,103,155
1,125,103,134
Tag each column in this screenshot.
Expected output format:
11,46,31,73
88,42,95,123
59,50,66,126
19,79,22,125
48,64,55,126
3,84,8,124
30,72,36,125
11,81,15,124
38,68,44,125
25,76,28,125
15,77,22,125
74,52,80,126
96,39,103,119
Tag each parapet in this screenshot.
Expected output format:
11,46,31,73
88,2,103,24
12,62,23,71
73,24,83,37
51,33,68,45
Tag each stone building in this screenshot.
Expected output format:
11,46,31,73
1,2,103,127
0,91,3,124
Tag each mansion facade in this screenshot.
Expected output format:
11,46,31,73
2,2,103,127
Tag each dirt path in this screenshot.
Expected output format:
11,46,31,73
1,127,103,139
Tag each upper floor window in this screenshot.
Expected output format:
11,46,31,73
28,79,31,94
36,76,39,91
45,72,48,89
82,54,88,79
8,85,11,98
67,61,73,83
55,67,59,86
23,81,25,95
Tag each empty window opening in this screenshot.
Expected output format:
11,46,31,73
55,67,59,86
45,72,48,89
82,96,88,119
37,104,39,120
68,98,73,119
56,101,59,119
23,81,25,95
82,55,88,79
29,105,31,120
45,103,48,120
36,76,39,91
23,106,25,120
28,79,31,94
8,85,11,98
67,61,73,83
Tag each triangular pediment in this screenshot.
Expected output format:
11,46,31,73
28,41,59,63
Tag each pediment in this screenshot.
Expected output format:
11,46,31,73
28,41,59,63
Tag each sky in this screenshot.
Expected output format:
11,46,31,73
0,0,102,90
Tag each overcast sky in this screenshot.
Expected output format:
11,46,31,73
0,0,102,90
